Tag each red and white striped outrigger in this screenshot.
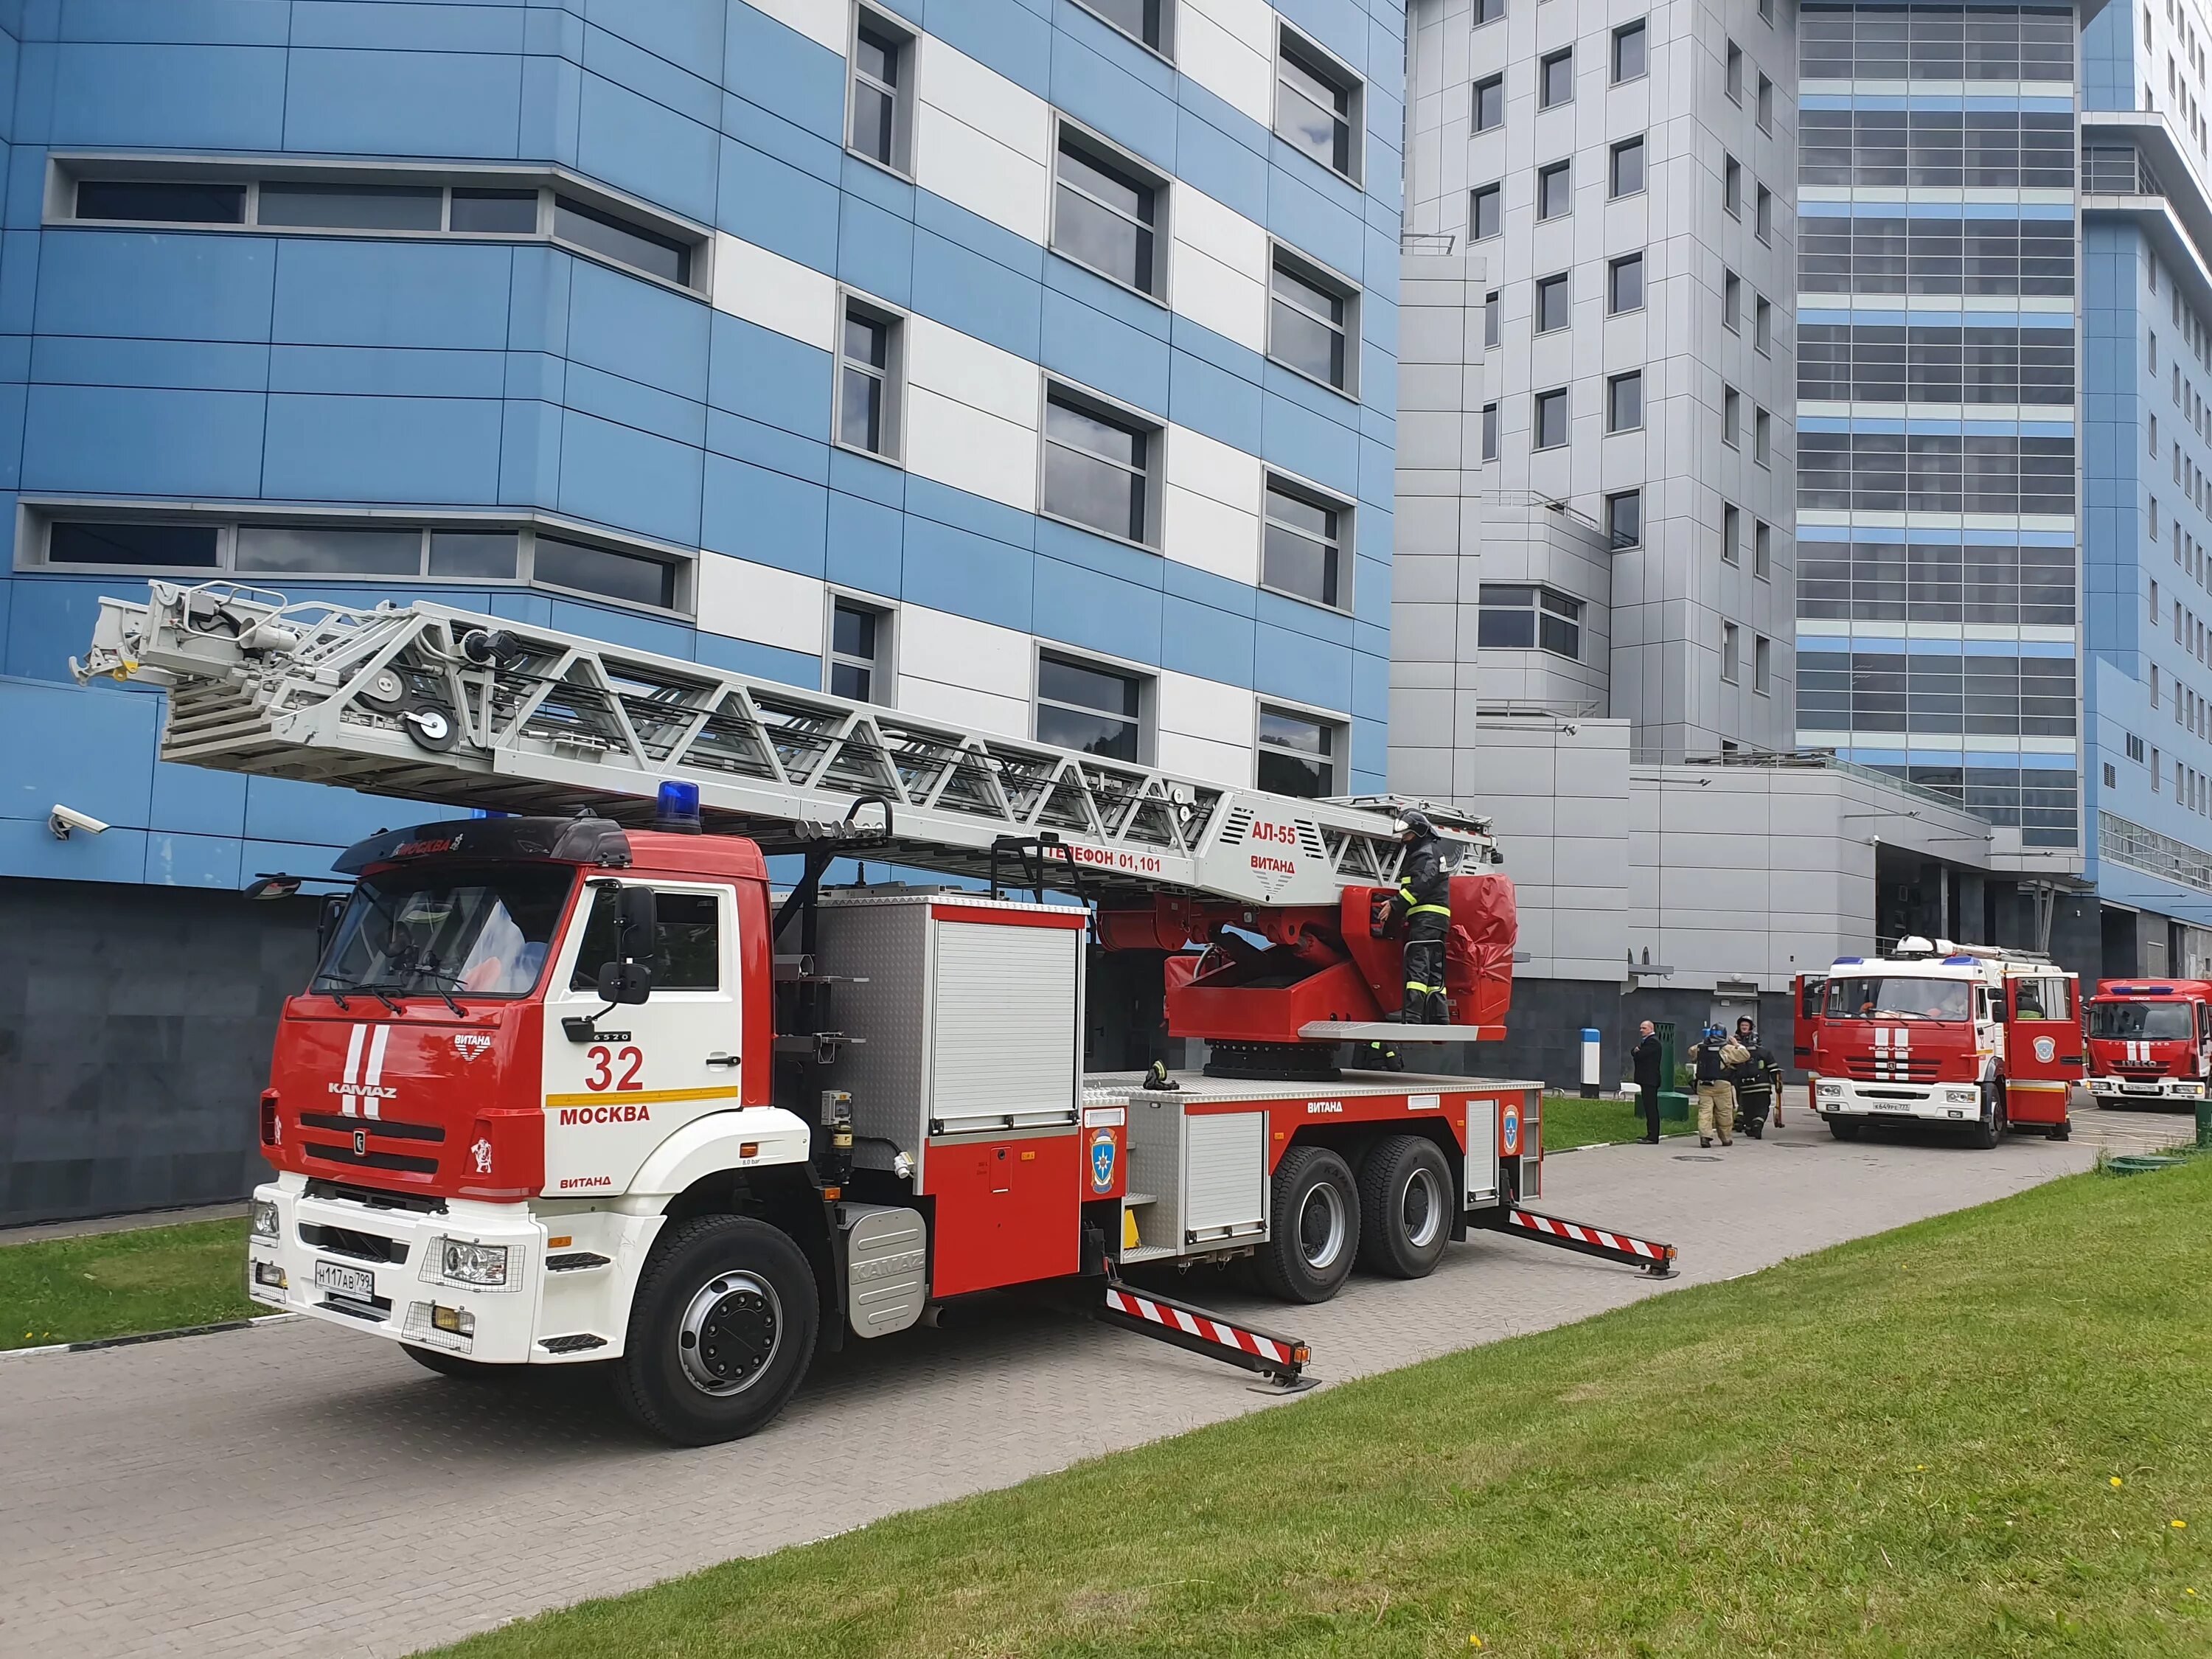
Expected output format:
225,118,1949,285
1493,1206,1679,1275
1097,1280,1317,1390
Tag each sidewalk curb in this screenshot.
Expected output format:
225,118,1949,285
1,1312,300,1363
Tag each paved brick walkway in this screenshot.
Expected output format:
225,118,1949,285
0,1102,2188,1658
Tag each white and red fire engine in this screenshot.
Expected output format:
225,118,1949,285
1795,936,2082,1145
2084,978,2212,1106
76,581,1674,1444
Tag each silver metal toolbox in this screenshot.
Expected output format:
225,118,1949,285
1121,1093,1269,1256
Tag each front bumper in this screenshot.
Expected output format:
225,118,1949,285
2087,1075,2205,1102
246,1177,659,1363
1812,1080,1986,1123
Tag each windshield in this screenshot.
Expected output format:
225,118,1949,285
314,863,574,1000
2090,1001,2196,1041
1823,975,1972,1022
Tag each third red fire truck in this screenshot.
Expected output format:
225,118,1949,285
2084,978,2212,1107
1796,936,2082,1144
76,580,1674,1445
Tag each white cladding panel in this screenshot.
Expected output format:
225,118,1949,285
928,918,1082,1132
1182,1110,1267,1239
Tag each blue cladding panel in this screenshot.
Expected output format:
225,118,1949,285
0,0,1402,886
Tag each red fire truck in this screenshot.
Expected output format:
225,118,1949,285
77,581,1674,1444
1796,936,2081,1145
2084,978,2212,1107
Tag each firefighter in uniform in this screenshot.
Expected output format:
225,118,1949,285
1688,1024,1750,1147
1392,810,1453,1024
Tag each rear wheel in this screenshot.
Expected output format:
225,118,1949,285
401,1343,503,1381
1828,1118,1862,1141
1356,1135,1454,1279
614,1215,819,1445
1256,1145,1360,1304
1972,1082,2008,1150
2048,1119,2073,1141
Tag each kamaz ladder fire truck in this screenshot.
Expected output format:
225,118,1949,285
1795,935,2083,1147
75,580,1675,1444
2084,978,2212,1107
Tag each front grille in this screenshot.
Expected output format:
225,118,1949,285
299,1222,408,1265
1842,1057,1941,1082
305,1141,439,1175
299,1112,445,1143
305,1178,447,1214
545,1251,612,1272
319,1291,392,1321
539,1333,608,1353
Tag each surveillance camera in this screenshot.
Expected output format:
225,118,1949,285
49,804,111,839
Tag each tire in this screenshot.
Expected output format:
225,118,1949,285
1828,1118,1862,1141
1255,1145,1360,1304
1972,1082,2008,1150
613,1215,819,1446
2049,1119,2073,1141
401,1343,504,1380
1355,1135,1454,1279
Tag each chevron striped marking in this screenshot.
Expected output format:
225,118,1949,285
1506,1208,1672,1262
1103,1286,1291,1365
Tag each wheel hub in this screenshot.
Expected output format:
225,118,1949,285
676,1273,782,1397
1298,1183,1347,1271
1401,1167,1444,1249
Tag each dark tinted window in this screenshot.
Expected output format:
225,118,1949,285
258,184,442,231
236,525,422,576
1037,655,1142,759
428,531,519,578
75,179,245,224
569,888,721,992
450,189,540,233
554,195,692,286
533,536,678,608
48,521,220,568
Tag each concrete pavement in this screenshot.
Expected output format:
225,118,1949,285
0,1100,2190,1659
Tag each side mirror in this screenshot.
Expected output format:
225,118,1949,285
596,961,654,1005
316,893,348,956
592,883,658,1004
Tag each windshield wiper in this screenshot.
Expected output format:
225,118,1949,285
313,975,401,1015
375,967,467,1018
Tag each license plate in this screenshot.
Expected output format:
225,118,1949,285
315,1259,375,1301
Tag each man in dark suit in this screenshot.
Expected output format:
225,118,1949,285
1632,1019,1663,1143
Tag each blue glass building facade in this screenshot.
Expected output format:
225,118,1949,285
0,0,1408,1222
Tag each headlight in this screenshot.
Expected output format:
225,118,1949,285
251,1198,280,1239
1946,1088,1979,1104
1816,1081,1843,1097
2177,1082,2205,1097
441,1239,509,1286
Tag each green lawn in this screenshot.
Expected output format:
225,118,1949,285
0,1218,256,1349
431,1161,2212,1659
1539,1093,1696,1150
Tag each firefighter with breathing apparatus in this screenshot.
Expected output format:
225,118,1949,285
1391,809,1453,1025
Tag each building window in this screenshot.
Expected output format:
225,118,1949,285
47,521,221,568
1534,387,1569,448
1757,72,1775,132
1484,289,1500,347
1037,653,1146,761
1754,406,1772,465
1755,184,1773,242
1043,388,1157,545
551,195,693,287
827,598,891,701
1607,370,1644,432
1270,250,1356,392
1537,159,1572,219
1610,136,1646,198
1608,252,1644,314
1276,29,1360,181
258,182,442,230
1481,402,1500,461
1754,634,1772,694
2104,761,2118,789
1613,19,1647,83
1077,0,1168,54
848,10,914,173
1257,705,1343,798
1474,74,1505,132
1722,386,1742,447
1722,622,1741,683
1476,0,1504,24
1754,518,1771,578
1726,41,1744,102
836,299,902,459
533,536,681,609
1471,182,1503,240
1723,156,1742,217
1753,296,1772,354
1607,489,1642,550
1722,502,1741,563
1053,128,1164,299
2129,732,2147,762
1262,476,1350,610
1540,47,1574,108
1479,583,1582,659
1723,271,1741,331
1536,271,1571,333
74,178,246,224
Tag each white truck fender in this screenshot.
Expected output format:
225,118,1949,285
626,1105,813,1198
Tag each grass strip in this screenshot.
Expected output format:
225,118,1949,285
1538,1093,1696,1150
433,1160,2212,1658
1,1219,254,1350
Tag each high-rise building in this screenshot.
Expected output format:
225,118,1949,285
0,0,1411,1225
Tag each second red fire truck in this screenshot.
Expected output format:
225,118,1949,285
2084,978,2212,1107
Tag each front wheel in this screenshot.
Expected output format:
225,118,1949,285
1972,1082,2008,1150
1355,1135,1453,1279
615,1215,819,1445
1256,1146,1360,1304
1828,1118,1862,1141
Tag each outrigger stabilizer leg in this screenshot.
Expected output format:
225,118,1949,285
1490,1206,1679,1277
1097,1279,1318,1392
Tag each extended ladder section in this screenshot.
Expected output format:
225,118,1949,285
76,581,1496,907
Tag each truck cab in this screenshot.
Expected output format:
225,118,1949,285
2084,979,2212,1105
1804,936,2079,1144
